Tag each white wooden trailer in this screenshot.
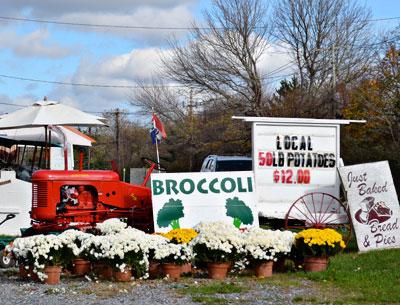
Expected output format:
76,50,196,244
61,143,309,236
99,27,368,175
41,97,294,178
233,117,365,226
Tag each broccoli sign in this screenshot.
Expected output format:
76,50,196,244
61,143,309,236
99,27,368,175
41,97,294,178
157,198,184,229
225,197,254,228
151,171,259,232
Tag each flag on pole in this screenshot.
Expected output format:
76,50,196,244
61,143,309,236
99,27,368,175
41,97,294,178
150,113,167,144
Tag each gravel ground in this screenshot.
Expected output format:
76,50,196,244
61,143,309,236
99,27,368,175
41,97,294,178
0,268,316,305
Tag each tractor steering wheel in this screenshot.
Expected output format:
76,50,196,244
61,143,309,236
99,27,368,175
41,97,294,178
141,157,167,172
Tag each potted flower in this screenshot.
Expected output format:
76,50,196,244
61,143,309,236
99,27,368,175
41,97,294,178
243,228,296,278
160,228,198,274
88,228,148,282
81,235,114,279
12,234,67,284
9,236,39,281
295,228,346,272
142,234,169,279
58,230,92,276
190,221,245,279
112,228,149,281
153,242,193,280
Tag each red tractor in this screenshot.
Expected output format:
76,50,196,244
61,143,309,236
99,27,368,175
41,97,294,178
26,158,162,235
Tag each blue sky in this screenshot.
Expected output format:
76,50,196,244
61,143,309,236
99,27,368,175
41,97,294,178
0,0,399,117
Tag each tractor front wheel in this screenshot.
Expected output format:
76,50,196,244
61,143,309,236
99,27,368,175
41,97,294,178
0,249,15,268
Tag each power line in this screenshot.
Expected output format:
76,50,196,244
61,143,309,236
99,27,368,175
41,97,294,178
0,15,399,31
0,74,186,89
0,16,195,30
0,101,27,107
0,102,136,116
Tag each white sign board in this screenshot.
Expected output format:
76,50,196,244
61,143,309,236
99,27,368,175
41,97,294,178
50,144,74,170
338,161,400,252
253,123,340,218
150,171,258,232
0,170,31,235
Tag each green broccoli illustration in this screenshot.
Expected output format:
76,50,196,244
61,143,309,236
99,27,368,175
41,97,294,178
225,197,254,228
157,198,185,229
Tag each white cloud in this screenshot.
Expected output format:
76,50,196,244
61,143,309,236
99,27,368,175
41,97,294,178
1,0,196,17
48,41,295,112
259,43,294,78
48,47,171,112
0,93,37,115
0,1,196,44
53,5,194,44
0,29,75,59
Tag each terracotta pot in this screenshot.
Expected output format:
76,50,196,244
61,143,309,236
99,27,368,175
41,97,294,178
43,265,62,285
21,265,40,282
94,262,113,279
73,259,91,276
114,267,132,282
273,257,286,273
303,256,328,272
254,261,273,278
207,262,230,280
161,263,181,280
93,262,103,275
100,265,114,280
19,264,29,280
148,261,160,279
181,262,192,275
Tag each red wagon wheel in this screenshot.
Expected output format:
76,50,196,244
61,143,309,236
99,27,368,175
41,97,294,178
284,192,352,244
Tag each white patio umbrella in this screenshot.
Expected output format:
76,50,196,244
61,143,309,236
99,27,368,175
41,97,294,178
0,100,105,129
0,99,105,169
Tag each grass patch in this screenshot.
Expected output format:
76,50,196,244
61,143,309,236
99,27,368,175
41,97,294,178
297,248,400,304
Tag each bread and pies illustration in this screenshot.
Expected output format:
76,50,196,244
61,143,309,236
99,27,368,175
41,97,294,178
355,196,392,225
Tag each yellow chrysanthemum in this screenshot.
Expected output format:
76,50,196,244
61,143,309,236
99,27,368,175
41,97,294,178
160,228,198,244
295,228,346,256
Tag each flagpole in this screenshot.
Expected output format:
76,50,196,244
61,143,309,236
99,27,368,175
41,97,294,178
152,110,161,173
155,137,161,172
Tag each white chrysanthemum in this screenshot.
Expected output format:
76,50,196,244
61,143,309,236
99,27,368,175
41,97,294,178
96,218,127,235
242,227,296,261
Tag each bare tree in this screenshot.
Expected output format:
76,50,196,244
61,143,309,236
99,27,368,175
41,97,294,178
162,0,271,116
273,0,375,116
130,78,187,122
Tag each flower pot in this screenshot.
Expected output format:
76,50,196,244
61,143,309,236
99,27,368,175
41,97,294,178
303,256,328,272
19,264,29,280
43,265,62,285
73,259,91,276
148,261,160,279
100,265,114,280
114,267,132,282
273,257,286,273
254,261,273,278
207,262,230,280
162,263,181,280
181,262,192,275
94,262,113,280
21,265,39,282
93,262,103,275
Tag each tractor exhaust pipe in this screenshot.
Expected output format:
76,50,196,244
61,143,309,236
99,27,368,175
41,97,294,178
79,151,84,171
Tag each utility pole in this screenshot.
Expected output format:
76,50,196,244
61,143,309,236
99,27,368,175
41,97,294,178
332,18,338,118
188,89,194,171
115,108,121,172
